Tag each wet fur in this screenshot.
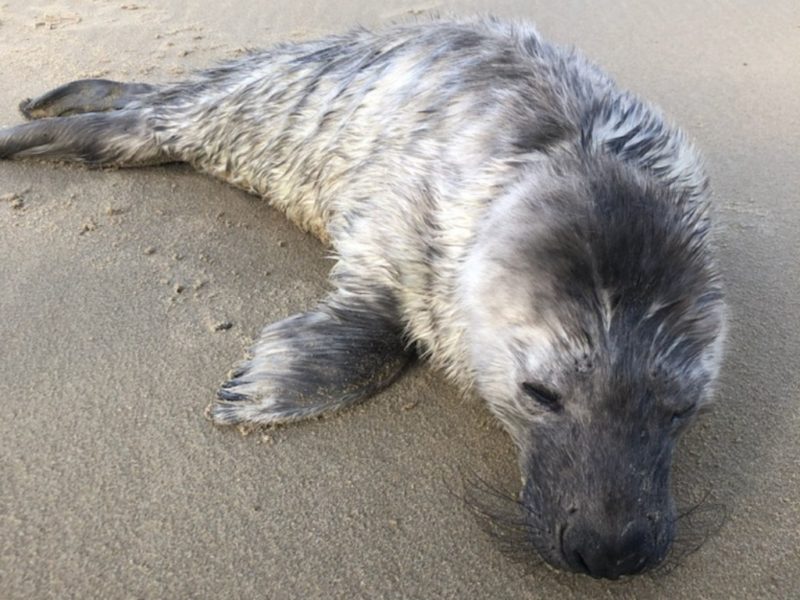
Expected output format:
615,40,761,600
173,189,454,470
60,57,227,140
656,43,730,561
0,18,726,577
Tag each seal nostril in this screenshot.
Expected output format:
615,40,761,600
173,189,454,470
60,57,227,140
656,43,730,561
634,555,648,572
560,523,591,575
573,550,590,574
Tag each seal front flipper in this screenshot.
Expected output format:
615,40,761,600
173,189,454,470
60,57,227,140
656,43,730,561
208,293,412,426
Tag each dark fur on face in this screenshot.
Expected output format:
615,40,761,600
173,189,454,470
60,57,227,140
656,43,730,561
467,156,725,578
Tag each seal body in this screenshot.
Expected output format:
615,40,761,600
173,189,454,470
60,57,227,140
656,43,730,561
0,18,726,578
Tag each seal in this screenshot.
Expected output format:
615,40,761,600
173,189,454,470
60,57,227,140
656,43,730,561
0,18,726,578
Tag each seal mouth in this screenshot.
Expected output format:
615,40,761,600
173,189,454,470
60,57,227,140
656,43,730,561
557,523,588,574
462,471,683,578
458,466,729,580
552,518,653,579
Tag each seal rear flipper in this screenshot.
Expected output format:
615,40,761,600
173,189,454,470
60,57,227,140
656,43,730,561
0,110,172,167
208,294,412,426
19,79,156,120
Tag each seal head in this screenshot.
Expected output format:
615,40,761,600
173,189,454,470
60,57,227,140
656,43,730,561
462,156,726,578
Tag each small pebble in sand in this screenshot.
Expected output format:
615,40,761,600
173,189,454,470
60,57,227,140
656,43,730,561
105,206,125,216
143,246,156,255
277,240,286,248
80,219,97,234
173,283,185,294
210,320,233,332
1,192,24,209
401,399,419,411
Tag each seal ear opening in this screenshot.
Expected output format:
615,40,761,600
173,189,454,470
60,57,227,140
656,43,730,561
208,295,412,427
512,113,573,154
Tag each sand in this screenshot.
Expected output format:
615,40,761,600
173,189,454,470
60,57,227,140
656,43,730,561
1,1,798,598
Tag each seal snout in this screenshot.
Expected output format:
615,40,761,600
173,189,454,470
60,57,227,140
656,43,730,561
559,516,659,580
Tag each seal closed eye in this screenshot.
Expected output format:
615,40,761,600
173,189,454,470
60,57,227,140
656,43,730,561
521,382,562,412
0,17,726,578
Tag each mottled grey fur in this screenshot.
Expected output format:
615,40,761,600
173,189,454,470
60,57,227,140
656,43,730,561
0,18,726,578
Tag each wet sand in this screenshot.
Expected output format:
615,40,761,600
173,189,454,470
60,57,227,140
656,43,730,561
1,1,798,598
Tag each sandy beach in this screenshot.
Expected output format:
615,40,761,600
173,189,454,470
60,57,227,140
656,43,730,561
1,1,798,598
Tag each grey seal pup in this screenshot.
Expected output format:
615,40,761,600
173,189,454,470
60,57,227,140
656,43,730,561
0,18,726,579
